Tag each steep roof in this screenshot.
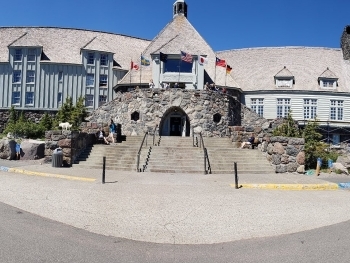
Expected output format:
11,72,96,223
118,15,239,88
218,47,350,93
0,27,150,69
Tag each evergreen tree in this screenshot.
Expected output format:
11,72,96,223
39,112,53,131
272,111,300,137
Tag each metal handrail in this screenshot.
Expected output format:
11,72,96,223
152,124,158,146
137,131,148,172
199,132,212,174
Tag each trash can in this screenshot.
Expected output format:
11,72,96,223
52,148,63,167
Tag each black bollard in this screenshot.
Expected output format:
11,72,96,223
234,162,239,189
102,156,106,184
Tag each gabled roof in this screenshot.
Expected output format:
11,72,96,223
118,15,239,88
81,37,114,54
8,32,43,48
318,67,338,80
274,66,294,79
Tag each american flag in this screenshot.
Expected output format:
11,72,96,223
181,51,193,63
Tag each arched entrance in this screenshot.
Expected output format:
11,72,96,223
160,106,190,136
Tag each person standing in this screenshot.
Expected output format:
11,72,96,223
108,119,117,144
149,79,155,89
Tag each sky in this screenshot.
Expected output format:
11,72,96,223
1,0,349,51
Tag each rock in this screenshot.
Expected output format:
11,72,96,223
296,152,305,165
336,155,350,168
332,162,349,174
20,139,45,160
0,139,16,160
272,142,285,155
297,165,305,174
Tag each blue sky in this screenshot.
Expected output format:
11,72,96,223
1,0,349,51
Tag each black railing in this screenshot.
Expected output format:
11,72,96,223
153,124,158,146
199,132,212,174
137,131,148,172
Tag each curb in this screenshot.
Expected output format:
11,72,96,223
232,183,339,190
1,166,95,182
338,182,350,189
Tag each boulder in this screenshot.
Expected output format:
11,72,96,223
20,139,45,160
0,139,16,160
332,162,349,175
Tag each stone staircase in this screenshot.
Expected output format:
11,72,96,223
204,137,274,174
74,136,145,171
144,136,205,173
74,135,274,175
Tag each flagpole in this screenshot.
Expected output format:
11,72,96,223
178,51,181,86
140,53,142,88
214,58,217,83
225,65,227,88
130,59,132,89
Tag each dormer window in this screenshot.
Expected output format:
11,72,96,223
274,66,294,88
318,67,338,89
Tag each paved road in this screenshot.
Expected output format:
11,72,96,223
2,201,350,263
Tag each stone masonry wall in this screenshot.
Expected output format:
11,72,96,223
85,88,244,137
45,130,94,166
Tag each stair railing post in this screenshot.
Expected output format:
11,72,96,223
204,147,207,174
234,162,239,189
102,156,106,184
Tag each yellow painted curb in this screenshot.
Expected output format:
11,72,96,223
231,183,339,190
8,168,96,182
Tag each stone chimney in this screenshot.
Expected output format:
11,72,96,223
341,25,350,60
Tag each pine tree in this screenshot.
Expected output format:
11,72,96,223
272,111,300,137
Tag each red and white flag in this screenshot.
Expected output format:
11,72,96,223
198,55,208,65
131,61,139,70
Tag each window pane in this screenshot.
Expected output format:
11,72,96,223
86,74,94,86
100,75,107,86
25,92,34,104
100,54,108,66
99,95,107,106
27,49,36,61
12,92,20,104
163,59,192,73
13,71,21,83
87,53,94,65
26,71,35,83
14,49,22,61
58,71,63,81
85,95,94,107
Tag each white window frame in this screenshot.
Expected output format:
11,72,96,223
27,49,36,62
25,92,34,105
330,100,343,121
13,70,21,83
276,78,292,88
100,74,108,86
320,79,336,89
12,91,20,105
85,94,94,107
100,54,108,66
86,74,94,86
303,99,317,119
251,98,264,117
277,98,291,118
14,49,22,61
87,53,94,65
26,70,35,83
99,95,107,106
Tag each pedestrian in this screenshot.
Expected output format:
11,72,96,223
15,143,21,160
96,127,109,144
149,79,155,89
108,119,117,144
240,133,255,149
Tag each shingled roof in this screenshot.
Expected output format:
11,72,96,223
218,47,350,93
118,15,239,88
0,27,150,69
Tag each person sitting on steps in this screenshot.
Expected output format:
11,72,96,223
240,133,255,149
96,127,109,144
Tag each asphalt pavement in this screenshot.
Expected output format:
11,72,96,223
0,158,350,245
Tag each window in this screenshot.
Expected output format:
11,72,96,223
85,94,94,107
13,71,21,83
26,71,35,83
100,74,107,86
321,80,335,88
100,54,108,66
277,98,291,118
87,53,94,65
58,92,62,106
12,91,20,104
14,49,22,61
58,71,63,81
251,98,264,117
163,59,192,73
276,79,292,88
27,49,36,61
303,99,317,119
330,100,343,120
86,74,94,86
99,95,107,106
25,92,34,105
